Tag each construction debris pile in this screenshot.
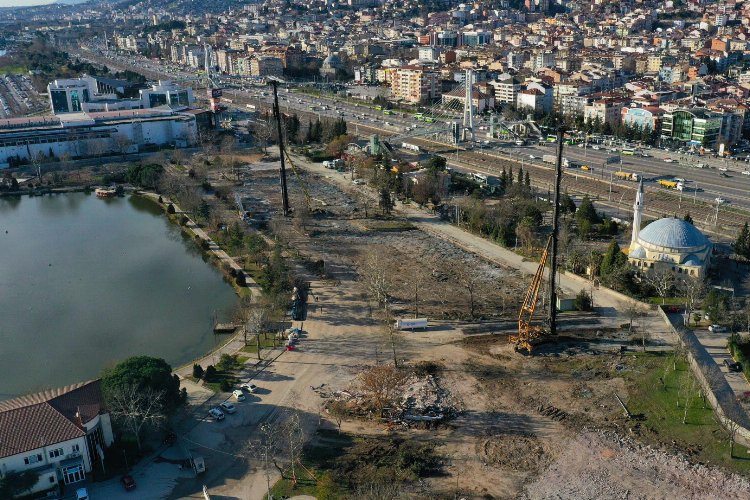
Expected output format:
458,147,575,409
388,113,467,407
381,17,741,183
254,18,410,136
399,374,461,423
324,373,461,426
482,433,550,473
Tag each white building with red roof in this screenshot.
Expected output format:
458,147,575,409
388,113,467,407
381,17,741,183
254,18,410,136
0,380,113,497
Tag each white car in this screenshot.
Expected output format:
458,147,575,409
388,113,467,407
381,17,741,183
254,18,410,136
708,324,728,333
529,155,536,160
719,167,728,171
715,197,727,204
208,408,225,421
220,401,237,413
591,145,600,150
743,171,750,175
232,389,246,401
240,383,258,393
352,179,365,185
664,158,674,163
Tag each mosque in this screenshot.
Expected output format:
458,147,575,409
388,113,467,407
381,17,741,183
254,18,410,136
627,180,712,278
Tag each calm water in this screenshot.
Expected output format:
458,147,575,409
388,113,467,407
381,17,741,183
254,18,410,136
0,193,236,399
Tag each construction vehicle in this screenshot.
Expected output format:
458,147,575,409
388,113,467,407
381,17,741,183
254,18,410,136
511,236,552,352
615,171,640,181
657,179,682,189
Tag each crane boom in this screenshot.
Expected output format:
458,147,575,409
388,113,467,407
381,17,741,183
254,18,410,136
511,235,552,352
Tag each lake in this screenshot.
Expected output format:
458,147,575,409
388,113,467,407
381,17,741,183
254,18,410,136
0,193,237,400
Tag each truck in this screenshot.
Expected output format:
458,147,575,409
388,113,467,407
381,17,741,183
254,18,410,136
657,179,682,189
401,142,421,153
542,154,556,164
394,318,428,330
614,171,640,181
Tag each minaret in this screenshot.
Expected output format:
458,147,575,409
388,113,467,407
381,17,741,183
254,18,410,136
631,179,644,248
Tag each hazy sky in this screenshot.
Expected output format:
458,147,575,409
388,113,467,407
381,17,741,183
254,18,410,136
0,0,57,7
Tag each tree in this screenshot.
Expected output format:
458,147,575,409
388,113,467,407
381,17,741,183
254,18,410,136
517,165,524,185
643,269,676,304
106,384,167,451
515,216,537,251
357,365,407,417
574,289,592,311
192,364,204,379
101,356,182,411
734,222,750,259
454,265,486,319
600,240,627,277
624,299,642,334
575,195,600,228
677,276,705,326
0,471,39,498
560,192,576,215
126,163,164,189
684,212,694,225
704,289,730,323
327,399,348,433
524,171,531,190
379,188,393,215
253,119,273,153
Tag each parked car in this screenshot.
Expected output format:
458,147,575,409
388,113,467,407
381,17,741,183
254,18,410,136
76,488,90,500
121,474,136,491
715,197,727,204
208,407,225,421
724,359,742,372
232,389,246,401
240,382,258,393
743,170,750,175
220,401,237,413
709,324,728,333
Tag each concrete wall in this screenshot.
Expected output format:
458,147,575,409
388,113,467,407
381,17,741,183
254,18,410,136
657,306,750,448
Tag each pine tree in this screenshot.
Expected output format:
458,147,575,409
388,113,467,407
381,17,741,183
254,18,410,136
734,222,750,259
508,166,514,186
524,171,531,189
500,167,508,190
305,119,313,143
517,165,524,185
600,239,627,277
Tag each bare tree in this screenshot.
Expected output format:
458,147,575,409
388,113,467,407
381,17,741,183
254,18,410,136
643,269,676,305
112,133,135,157
246,307,269,360
327,399,348,433
281,411,305,485
254,422,280,500
678,276,706,327
624,299,642,334
253,119,273,154
357,365,407,417
106,385,166,452
454,265,486,320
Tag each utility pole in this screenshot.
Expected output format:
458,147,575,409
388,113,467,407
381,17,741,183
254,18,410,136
549,126,565,337
270,79,290,216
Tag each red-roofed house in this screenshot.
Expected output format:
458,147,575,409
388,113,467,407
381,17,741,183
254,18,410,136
0,380,113,497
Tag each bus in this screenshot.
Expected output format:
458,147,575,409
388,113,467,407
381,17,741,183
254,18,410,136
424,117,435,123
414,113,424,121
374,105,383,111
622,148,635,156
383,109,394,115
546,134,557,142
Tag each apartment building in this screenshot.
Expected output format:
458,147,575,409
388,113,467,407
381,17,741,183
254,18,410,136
250,56,284,77
391,65,440,104
489,75,522,105
584,97,627,126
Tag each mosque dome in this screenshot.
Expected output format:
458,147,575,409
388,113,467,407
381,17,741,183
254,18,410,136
637,218,709,250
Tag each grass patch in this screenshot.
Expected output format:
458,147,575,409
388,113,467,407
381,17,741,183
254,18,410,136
267,430,441,499
624,352,750,472
241,332,278,353
645,296,686,305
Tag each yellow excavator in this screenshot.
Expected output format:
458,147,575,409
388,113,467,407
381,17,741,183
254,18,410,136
510,235,552,352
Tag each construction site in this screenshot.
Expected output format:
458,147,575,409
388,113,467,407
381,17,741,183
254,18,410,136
209,115,750,497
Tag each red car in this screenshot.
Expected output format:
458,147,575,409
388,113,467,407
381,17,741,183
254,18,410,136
120,474,136,491
286,344,295,351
